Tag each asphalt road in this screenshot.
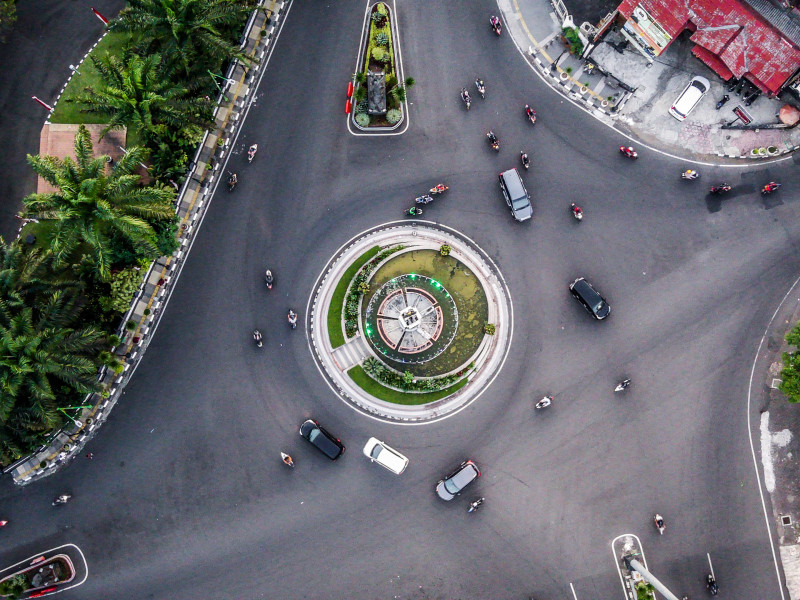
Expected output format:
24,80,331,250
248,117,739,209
1,1,798,598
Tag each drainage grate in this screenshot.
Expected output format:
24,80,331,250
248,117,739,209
782,515,793,526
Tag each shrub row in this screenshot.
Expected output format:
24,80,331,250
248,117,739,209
344,245,403,338
362,357,474,392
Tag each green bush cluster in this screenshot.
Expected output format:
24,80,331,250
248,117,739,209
362,357,474,392
562,27,584,56
385,109,401,125
344,245,404,338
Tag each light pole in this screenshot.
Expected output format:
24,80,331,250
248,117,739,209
57,405,92,429
551,50,567,72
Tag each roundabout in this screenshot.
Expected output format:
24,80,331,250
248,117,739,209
309,223,512,422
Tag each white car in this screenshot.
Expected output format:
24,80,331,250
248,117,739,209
362,438,409,475
668,75,710,121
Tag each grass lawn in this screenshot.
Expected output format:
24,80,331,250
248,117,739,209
327,245,380,349
50,31,133,125
347,365,469,405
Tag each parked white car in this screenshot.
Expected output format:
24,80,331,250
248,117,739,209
669,75,710,121
362,438,409,474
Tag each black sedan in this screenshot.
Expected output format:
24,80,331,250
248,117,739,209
299,419,345,460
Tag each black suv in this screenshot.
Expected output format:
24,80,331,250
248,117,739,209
569,277,610,320
299,419,345,460
498,168,532,222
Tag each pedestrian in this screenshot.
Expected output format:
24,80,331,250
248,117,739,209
85,452,93,460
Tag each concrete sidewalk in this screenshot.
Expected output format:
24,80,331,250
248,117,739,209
504,0,800,161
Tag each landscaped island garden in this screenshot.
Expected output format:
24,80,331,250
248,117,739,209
327,244,490,405
352,2,414,128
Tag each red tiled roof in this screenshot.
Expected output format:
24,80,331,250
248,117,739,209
616,0,800,94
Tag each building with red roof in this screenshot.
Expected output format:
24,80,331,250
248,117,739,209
605,0,800,96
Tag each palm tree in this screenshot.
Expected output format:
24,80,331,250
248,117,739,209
388,76,415,106
67,52,213,143
110,0,254,78
22,125,175,279
0,243,107,464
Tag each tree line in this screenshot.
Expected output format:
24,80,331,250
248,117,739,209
0,0,256,466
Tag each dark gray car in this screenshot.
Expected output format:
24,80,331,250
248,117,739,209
499,168,532,222
569,277,611,320
435,460,481,500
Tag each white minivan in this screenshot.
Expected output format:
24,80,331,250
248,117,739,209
669,75,710,121
362,438,409,474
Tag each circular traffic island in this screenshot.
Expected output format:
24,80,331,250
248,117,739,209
310,224,512,423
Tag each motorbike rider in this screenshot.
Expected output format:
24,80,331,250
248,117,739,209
615,378,631,390
265,270,274,286
475,77,485,94
535,395,552,409
706,574,718,594
53,494,71,505
654,514,665,530
228,172,238,188
520,152,530,167
683,169,699,179
571,203,583,218
247,144,258,161
407,206,422,216
620,146,637,157
288,310,298,328
490,15,501,33
461,87,471,103
525,104,536,118
253,329,263,346
763,181,781,193
487,131,499,149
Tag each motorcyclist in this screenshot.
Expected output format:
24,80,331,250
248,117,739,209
461,87,471,105
490,15,501,33
265,270,274,286
654,513,665,531
487,131,499,149
571,203,583,218
407,206,422,216
706,574,718,594
247,144,258,161
475,77,485,96
288,310,298,329
228,173,238,189
620,146,637,158
53,494,71,505
615,378,631,391
281,453,294,467
535,395,552,409
253,329,263,347
683,169,699,179
520,152,530,168
525,104,536,118
711,183,731,194
763,181,781,193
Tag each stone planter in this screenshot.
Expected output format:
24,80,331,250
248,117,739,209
601,100,609,108
559,71,569,81
768,145,780,156
758,147,768,157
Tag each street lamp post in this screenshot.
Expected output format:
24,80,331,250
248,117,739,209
57,405,92,429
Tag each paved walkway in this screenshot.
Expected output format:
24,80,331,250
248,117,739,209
331,334,370,371
506,0,800,161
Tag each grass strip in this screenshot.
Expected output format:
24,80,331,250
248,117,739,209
50,32,133,125
327,245,380,348
347,365,469,405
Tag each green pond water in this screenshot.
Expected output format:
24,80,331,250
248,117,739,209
363,249,489,377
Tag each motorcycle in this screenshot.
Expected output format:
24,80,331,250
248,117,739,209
744,88,761,107
487,131,500,151
468,497,484,513
620,146,638,159
710,184,732,195
715,95,730,110
429,184,449,195
265,269,274,290
475,78,486,99
525,104,536,125
227,173,238,191
281,452,295,468
762,182,781,195
707,574,718,596
681,169,700,180
247,144,258,163
490,16,501,36
520,152,530,170
288,310,298,330
571,203,583,221
405,206,423,217
0,520,7,527
535,396,552,410
52,494,72,506
461,88,471,110
415,194,434,205
614,378,631,392
653,514,665,535
253,329,263,348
